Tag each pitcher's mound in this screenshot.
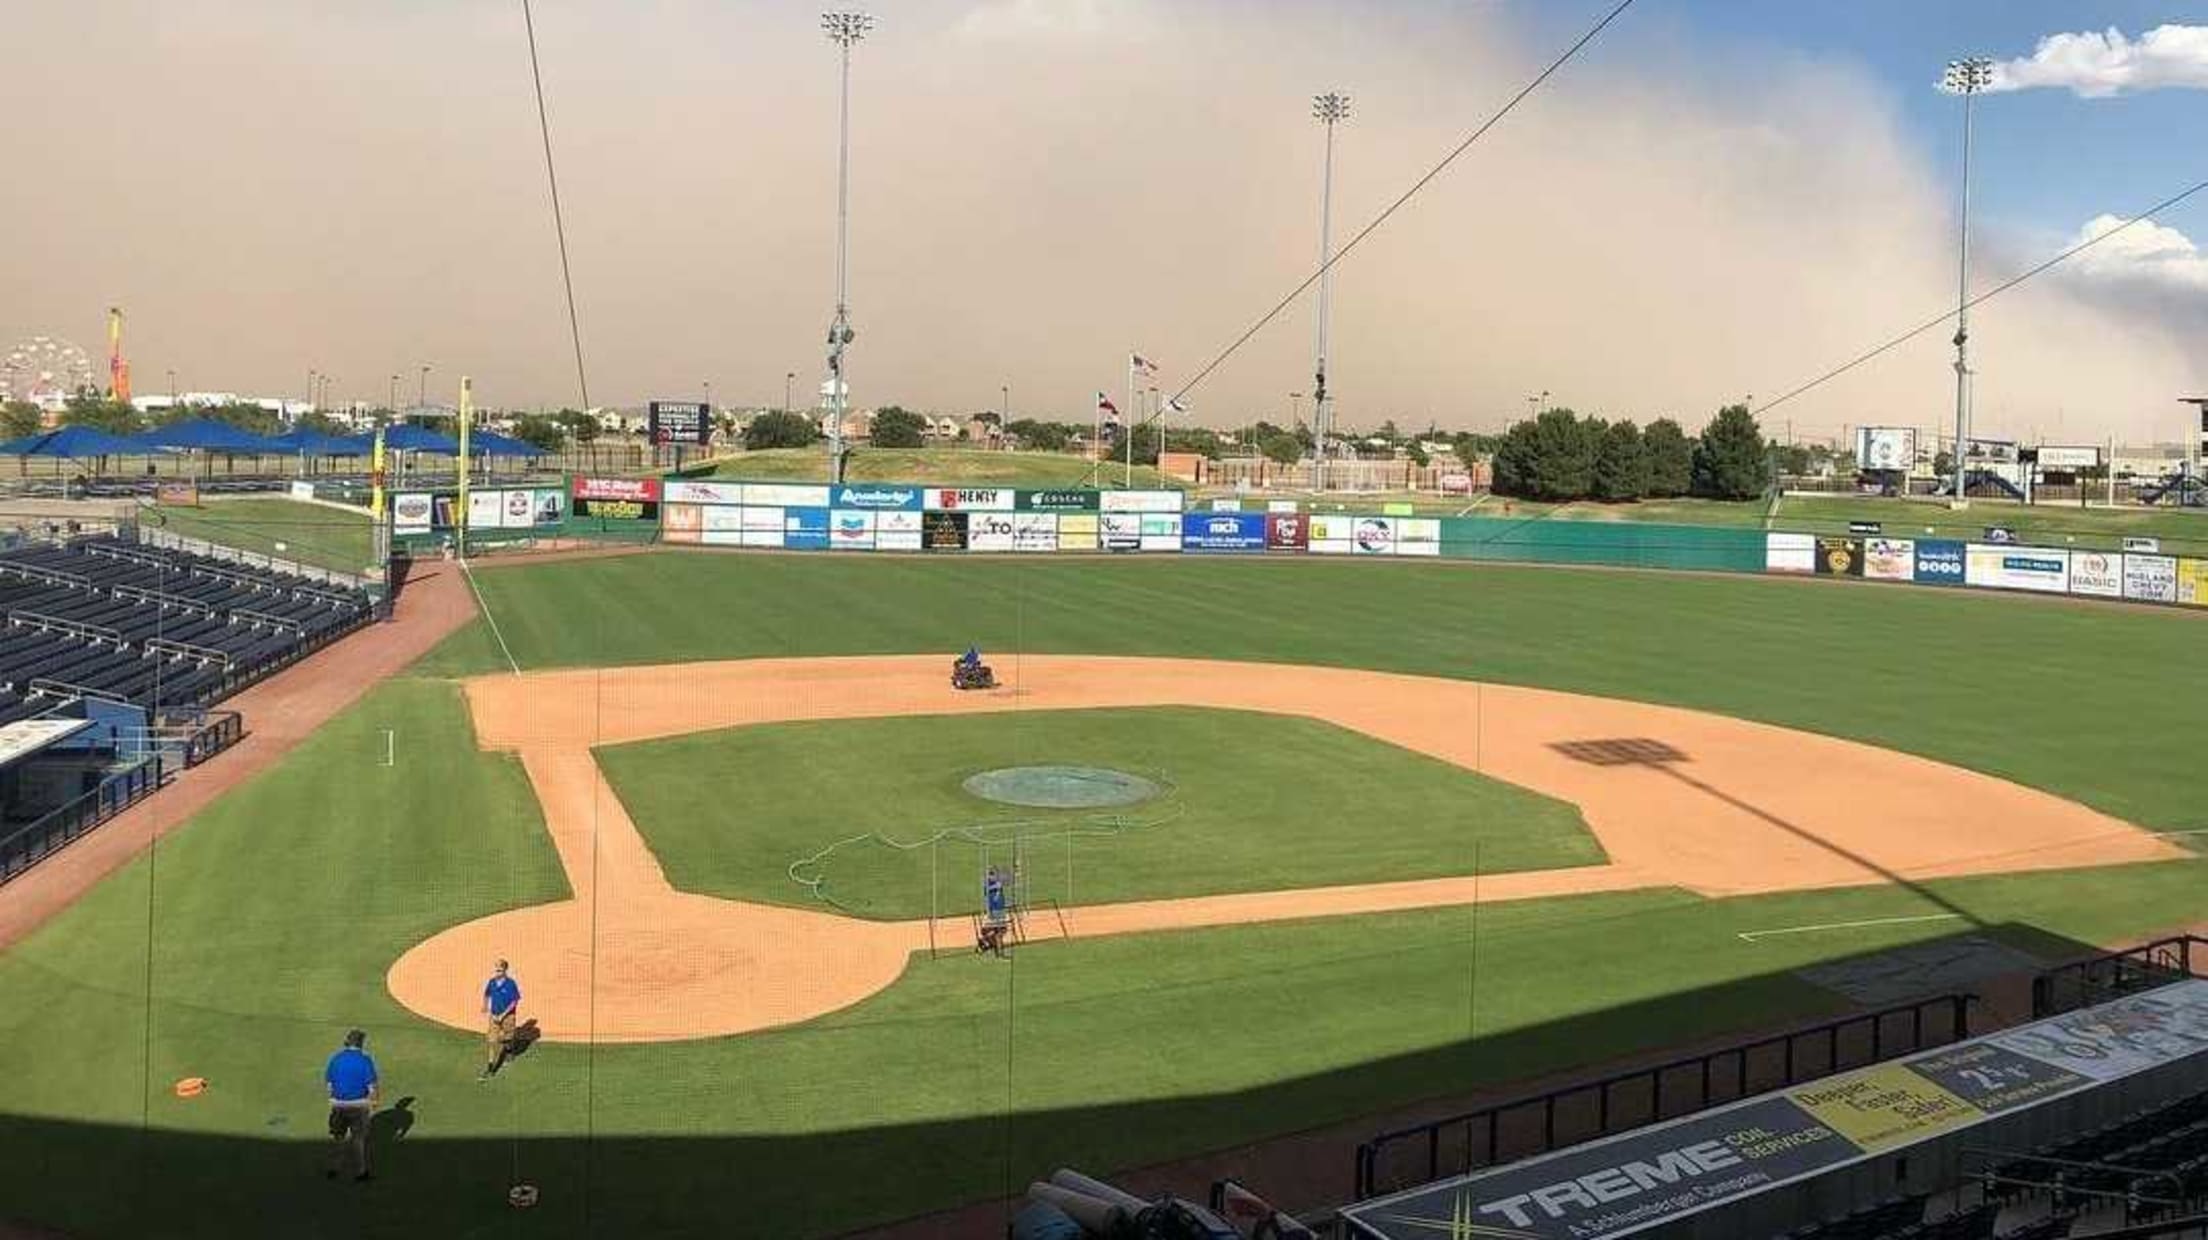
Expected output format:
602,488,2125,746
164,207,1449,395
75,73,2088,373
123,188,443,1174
962,766,1161,809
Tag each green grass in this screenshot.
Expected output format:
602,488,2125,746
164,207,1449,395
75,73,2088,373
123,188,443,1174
149,496,376,574
705,446,1176,489
1769,494,2208,556
598,707,1600,918
417,553,2207,833
0,671,2198,1236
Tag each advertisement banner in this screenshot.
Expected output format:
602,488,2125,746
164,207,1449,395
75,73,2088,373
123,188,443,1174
2122,553,2178,603
2068,551,2122,598
1913,539,1966,586
1862,538,1914,582
664,480,746,505
1138,513,1180,552
744,483,831,509
288,480,316,502
1011,512,1059,552
1309,514,1356,555
1181,512,1267,552
701,504,746,532
1855,427,1917,473
1398,518,1442,557
1267,499,1302,514
702,528,745,548
392,492,433,535
497,489,535,528
923,511,970,551
1100,513,1142,552
924,487,1015,512
573,476,660,502
2036,445,2101,469
1765,532,1815,574
1788,1063,1976,1153
877,510,924,551
1814,537,1864,577
466,490,503,529
1966,544,2070,594
1018,489,1099,512
573,494,658,522
2181,559,2208,608
530,489,565,527
829,510,876,550
967,512,1017,552
154,480,201,507
740,505,784,531
646,400,711,446
1353,516,1397,555
662,503,704,544
1986,982,2208,1082
1265,512,1309,552
1100,489,1183,513
783,506,830,551
1057,513,1099,552
831,485,922,512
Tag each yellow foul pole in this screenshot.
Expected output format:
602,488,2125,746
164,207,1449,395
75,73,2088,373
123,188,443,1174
457,377,473,559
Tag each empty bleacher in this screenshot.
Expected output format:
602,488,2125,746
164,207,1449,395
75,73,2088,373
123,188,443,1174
0,534,375,723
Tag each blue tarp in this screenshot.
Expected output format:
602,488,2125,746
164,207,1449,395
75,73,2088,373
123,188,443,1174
133,419,282,453
265,429,370,456
0,425,149,458
464,430,553,458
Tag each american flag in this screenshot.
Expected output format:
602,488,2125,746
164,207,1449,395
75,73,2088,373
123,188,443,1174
1130,353,1158,375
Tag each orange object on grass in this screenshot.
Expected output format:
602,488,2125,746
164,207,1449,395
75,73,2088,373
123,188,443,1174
172,1078,207,1098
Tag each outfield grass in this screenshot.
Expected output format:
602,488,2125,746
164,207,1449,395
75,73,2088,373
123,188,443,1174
599,707,1600,918
0,678,2198,1237
420,554,2207,833
705,446,1177,489
150,496,376,574
1772,494,2208,556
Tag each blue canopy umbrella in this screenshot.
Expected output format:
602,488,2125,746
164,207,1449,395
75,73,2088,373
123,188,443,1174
381,424,460,454
0,425,149,458
266,428,370,456
133,418,282,454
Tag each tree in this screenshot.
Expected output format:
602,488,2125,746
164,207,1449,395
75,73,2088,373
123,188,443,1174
871,406,926,448
1006,418,1073,452
553,409,598,445
1259,432,1302,466
1494,408,1600,501
1642,418,1693,498
1592,419,1650,501
1405,440,1429,467
1771,444,1813,476
1690,404,1771,500
510,414,567,451
744,410,818,450
1932,449,1954,479
206,402,281,436
1,402,44,440
61,396,140,436
1453,431,1499,473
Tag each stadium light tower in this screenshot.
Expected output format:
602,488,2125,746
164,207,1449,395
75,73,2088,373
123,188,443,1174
1310,91,1350,493
822,11,873,485
1942,56,1994,507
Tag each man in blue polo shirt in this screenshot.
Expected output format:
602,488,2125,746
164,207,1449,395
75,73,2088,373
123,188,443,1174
324,1028,379,1182
480,959,522,1080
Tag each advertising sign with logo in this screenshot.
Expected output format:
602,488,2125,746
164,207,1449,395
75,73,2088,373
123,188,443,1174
393,492,433,535
1099,489,1183,514
1057,513,1099,552
832,485,921,511
1098,513,1142,552
1855,426,1916,473
745,484,831,509
967,512,1018,552
925,487,1015,512
1788,1063,1976,1153
1440,473,1472,495
1209,498,1243,512
1903,1042,2086,1116
2068,551,2122,598
1018,489,1098,512
1847,520,1882,536
466,490,503,529
1964,438,2019,465
662,504,703,544
1765,532,1814,574
2123,537,2160,554
531,489,565,526
1011,513,1059,552
1309,514,1356,555
781,507,829,550
1983,525,2017,545
1398,518,1441,557
2036,445,2101,470
2182,559,2208,608
877,510,924,551
829,510,876,550
1267,499,1302,514
1987,981,2208,1082
699,504,744,533
1382,502,1416,517
1913,539,1966,586
500,489,536,528
2122,553,2178,603
1966,544,2070,593
647,400,711,446
922,511,968,551
1862,538,1914,582
739,506,785,548
1353,517,1396,555
1139,513,1181,552
571,476,660,522
1181,512,1266,553
1814,537,1864,577
289,480,316,502
1264,512,1309,552
664,480,746,506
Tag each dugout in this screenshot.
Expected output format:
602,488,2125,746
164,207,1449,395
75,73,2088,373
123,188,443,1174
0,697,169,884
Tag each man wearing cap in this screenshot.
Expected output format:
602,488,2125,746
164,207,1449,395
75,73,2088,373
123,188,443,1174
480,959,522,1080
324,1029,379,1182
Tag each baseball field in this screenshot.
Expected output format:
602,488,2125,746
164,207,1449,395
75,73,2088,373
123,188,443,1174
0,551,2202,1238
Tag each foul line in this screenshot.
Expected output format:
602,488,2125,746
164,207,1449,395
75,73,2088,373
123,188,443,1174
1736,912,1963,943
458,558,523,676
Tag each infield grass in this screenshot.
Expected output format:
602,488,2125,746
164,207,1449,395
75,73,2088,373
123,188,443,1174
598,707,1601,918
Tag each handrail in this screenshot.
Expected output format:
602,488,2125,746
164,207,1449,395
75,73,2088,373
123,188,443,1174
80,541,175,571
144,637,233,668
26,678,132,706
108,583,218,616
228,607,305,633
5,611,124,644
0,560,92,590
2032,935,2206,1018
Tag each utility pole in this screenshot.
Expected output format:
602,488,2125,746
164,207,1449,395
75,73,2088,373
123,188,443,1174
1310,91,1350,494
1943,56,1994,507
822,11,873,485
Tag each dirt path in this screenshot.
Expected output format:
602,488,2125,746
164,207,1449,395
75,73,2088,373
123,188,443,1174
384,655,2183,1043
0,569,477,951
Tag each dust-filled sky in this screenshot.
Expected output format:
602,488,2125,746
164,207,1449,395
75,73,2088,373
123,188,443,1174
3,0,2203,443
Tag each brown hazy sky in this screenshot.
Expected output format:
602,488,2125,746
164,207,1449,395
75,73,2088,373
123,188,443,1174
3,0,2199,442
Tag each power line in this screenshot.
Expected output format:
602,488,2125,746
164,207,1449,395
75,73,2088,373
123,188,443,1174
520,0,592,411
1169,0,1641,408
1756,177,2208,417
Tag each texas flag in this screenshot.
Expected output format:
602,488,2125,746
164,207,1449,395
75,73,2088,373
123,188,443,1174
1095,392,1118,417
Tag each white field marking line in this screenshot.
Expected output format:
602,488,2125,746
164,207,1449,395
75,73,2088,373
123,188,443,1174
381,729,395,768
2152,827,2208,839
458,557,522,676
1454,494,1491,516
1735,912,1964,943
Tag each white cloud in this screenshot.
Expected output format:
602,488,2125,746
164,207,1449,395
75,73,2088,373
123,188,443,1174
1983,24,2208,97
2067,214,2208,290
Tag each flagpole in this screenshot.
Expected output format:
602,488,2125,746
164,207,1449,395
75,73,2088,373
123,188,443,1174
1124,354,1136,488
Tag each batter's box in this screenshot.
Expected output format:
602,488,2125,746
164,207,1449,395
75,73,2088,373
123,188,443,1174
1550,737,1690,767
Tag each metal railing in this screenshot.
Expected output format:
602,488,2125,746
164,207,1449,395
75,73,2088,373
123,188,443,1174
0,560,92,590
108,583,219,616
145,637,233,668
228,607,305,633
134,526,368,590
6,611,124,644
0,757,167,886
2033,936,2206,1019
26,678,132,706
1353,992,1976,1200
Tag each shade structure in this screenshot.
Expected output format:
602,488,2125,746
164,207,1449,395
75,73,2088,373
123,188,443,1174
0,425,148,458
265,428,370,456
133,419,282,454
464,430,553,458
380,424,461,454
